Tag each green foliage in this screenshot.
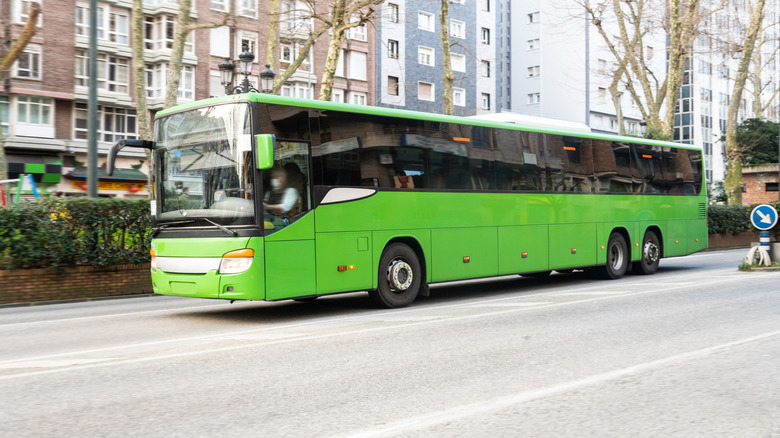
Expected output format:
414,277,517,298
0,198,151,270
734,118,780,165
707,202,780,238
707,204,752,235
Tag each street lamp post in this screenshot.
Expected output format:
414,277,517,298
259,64,276,94
218,50,272,95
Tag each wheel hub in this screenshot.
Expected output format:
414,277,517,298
643,241,660,263
387,260,413,291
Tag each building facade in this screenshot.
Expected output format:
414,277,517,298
374,0,498,115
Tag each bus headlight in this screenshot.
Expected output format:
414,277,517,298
150,249,157,272
219,249,255,274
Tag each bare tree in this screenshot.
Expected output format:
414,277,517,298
583,0,714,139
0,1,41,181
318,0,383,101
723,0,767,205
164,0,230,108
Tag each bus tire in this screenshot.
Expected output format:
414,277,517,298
369,243,421,308
599,232,628,279
632,230,661,275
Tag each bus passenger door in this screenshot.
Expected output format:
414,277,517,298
263,140,316,300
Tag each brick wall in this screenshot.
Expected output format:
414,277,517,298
0,264,152,306
742,165,779,205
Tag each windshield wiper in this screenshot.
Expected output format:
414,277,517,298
196,217,238,236
151,219,197,237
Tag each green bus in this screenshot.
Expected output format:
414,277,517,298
109,93,707,308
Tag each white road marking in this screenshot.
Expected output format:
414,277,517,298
336,329,780,438
0,274,765,380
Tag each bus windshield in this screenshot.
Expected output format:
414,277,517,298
153,102,255,226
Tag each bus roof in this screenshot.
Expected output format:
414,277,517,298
156,93,700,151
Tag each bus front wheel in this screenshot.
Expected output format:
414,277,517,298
600,232,628,280
369,243,421,308
632,230,660,275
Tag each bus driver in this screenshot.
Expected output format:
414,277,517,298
264,168,299,217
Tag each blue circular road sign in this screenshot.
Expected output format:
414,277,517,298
750,204,779,231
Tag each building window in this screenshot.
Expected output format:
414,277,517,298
14,48,40,79
388,3,399,23
767,182,779,192
144,15,193,52
0,96,9,135
237,31,258,59
452,53,466,72
345,51,367,81
528,12,540,23
14,0,40,24
527,92,540,104
237,0,256,18
388,76,399,96
282,83,313,99
451,19,465,39
75,4,130,45
348,91,367,105
347,16,367,41
418,11,435,31
211,0,229,12
418,82,434,101
647,46,654,60
16,96,52,126
388,39,399,59
481,27,490,45
481,60,490,77
331,89,344,103
481,0,490,12
598,87,607,103
453,88,465,107
527,38,540,50
75,50,130,93
74,103,137,142
481,93,491,110
527,65,540,77
418,46,434,66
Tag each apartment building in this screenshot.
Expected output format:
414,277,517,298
1,0,375,197
374,0,498,115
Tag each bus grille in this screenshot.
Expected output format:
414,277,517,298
699,203,707,218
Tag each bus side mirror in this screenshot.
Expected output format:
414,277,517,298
255,134,275,170
107,139,155,176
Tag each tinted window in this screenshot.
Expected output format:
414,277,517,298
547,135,594,192
632,144,665,193
593,140,635,193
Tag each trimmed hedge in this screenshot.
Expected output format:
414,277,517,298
707,202,780,237
0,198,151,270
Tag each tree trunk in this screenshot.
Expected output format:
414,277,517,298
132,0,153,142
164,0,193,108
440,0,454,115
0,2,41,181
318,0,347,101
266,0,281,68
724,0,767,205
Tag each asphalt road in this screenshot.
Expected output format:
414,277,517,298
1,248,779,437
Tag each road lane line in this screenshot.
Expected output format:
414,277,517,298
0,275,764,379
335,329,780,438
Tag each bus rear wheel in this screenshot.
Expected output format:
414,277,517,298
632,230,660,275
369,243,421,308
599,232,628,279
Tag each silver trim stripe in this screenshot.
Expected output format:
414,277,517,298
155,257,221,274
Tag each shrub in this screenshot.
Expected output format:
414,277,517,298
0,198,151,270
707,202,780,238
